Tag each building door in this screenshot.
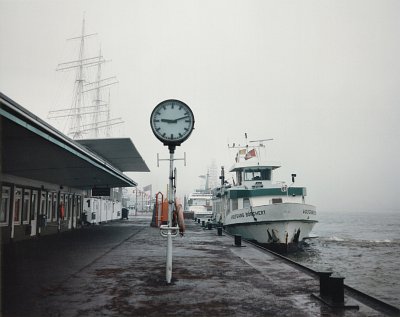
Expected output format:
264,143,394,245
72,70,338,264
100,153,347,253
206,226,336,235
0,186,11,233
11,187,22,239
58,193,64,231
64,194,69,229
39,191,47,234
46,192,52,223
51,192,57,223
72,195,77,228
30,190,38,236
67,194,73,229
22,189,31,226
77,195,82,225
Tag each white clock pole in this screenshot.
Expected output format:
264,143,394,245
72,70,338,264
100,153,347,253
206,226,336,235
166,147,175,283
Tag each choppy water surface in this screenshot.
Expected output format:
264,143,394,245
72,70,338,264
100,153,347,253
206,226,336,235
286,210,400,308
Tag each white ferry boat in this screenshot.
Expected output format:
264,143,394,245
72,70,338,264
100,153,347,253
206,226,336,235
188,190,213,221
212,138,317,252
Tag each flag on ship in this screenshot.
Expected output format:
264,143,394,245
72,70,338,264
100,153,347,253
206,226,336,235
245,149,256,160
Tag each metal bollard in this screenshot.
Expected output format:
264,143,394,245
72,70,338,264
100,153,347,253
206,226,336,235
319,272,333,298
328,276,345,304
201,220,205,227
207,222,212,230
217,226,223,236
197,218,200,224
234,234,242,246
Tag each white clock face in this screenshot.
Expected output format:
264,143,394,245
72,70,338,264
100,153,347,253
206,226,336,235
150,100,194,145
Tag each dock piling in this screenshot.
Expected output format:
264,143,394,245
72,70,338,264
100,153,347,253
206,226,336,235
319,272,333,298
328,276,345,304
234,234,242,246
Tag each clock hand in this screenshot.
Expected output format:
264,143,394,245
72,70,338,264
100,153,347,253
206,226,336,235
160,118,176,123
175,115,189,121
160,116,189,123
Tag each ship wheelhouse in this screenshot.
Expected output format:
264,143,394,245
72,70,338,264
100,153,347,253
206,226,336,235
226,161,307,210
230,161,281,189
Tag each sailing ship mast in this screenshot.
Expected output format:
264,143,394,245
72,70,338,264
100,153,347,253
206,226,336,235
48,17,123,139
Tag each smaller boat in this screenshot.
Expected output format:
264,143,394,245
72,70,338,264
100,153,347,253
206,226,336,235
187,174,213,221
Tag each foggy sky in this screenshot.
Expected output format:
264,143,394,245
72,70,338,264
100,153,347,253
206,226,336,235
1,0,399,213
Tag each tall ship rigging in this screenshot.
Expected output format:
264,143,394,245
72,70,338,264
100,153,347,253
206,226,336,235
47,17,129,224
48,17,123,139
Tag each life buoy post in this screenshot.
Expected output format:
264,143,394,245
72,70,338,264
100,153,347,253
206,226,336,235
155,192,164,227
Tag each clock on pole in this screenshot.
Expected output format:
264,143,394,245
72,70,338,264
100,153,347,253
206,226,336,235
150,99,195,284
150,99,195,151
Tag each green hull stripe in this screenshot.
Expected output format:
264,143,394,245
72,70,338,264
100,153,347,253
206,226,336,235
228,187,305,199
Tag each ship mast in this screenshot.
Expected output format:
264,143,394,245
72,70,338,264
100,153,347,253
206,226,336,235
48,17,122,139
228,133,273,162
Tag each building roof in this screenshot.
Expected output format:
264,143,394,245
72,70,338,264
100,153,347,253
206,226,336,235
0,92,147,189
76,138,150,172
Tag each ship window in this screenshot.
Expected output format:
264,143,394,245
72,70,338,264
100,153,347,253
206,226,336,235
231,199,238,210
271,198,282,204
236,171,242,185
244,169,271,181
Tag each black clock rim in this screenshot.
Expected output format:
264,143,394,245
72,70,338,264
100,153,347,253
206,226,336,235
150,99,195,146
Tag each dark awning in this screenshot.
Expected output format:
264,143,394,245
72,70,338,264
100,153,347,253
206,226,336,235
76,138,150,172
0,92,138,189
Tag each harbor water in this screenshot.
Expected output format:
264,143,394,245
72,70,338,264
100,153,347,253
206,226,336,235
286,210,400,308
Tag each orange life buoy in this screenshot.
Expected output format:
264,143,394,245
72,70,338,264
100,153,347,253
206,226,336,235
174,198,185,236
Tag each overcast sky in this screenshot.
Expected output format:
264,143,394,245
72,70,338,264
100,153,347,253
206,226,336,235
1,0,399,213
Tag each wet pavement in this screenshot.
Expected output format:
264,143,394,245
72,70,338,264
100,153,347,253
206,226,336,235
1,215,391,316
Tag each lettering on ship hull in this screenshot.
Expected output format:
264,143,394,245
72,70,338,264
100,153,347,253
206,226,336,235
231,210,266,220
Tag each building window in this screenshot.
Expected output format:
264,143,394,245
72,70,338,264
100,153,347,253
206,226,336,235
243,198,250,208
0,186,11,225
